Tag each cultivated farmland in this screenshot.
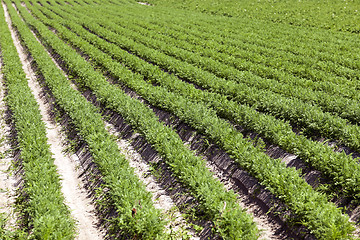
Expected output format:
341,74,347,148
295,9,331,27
0,0,359,239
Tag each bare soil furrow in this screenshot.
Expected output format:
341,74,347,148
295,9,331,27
3,3,103,239
0,54,17,232
104,120,199,239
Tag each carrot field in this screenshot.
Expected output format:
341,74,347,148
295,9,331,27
0,0,359,239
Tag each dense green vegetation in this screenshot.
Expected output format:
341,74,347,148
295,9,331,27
28,2,357,239
144,0,360,33
0,0,359,238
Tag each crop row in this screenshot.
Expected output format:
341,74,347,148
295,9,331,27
5,1,168,238
0,2,75,238
28,1,357,239
17,1,261,238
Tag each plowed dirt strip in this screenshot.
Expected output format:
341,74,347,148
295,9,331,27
204,159,284,240
105,120,199,239
0,54,17,232
3,3,103,239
